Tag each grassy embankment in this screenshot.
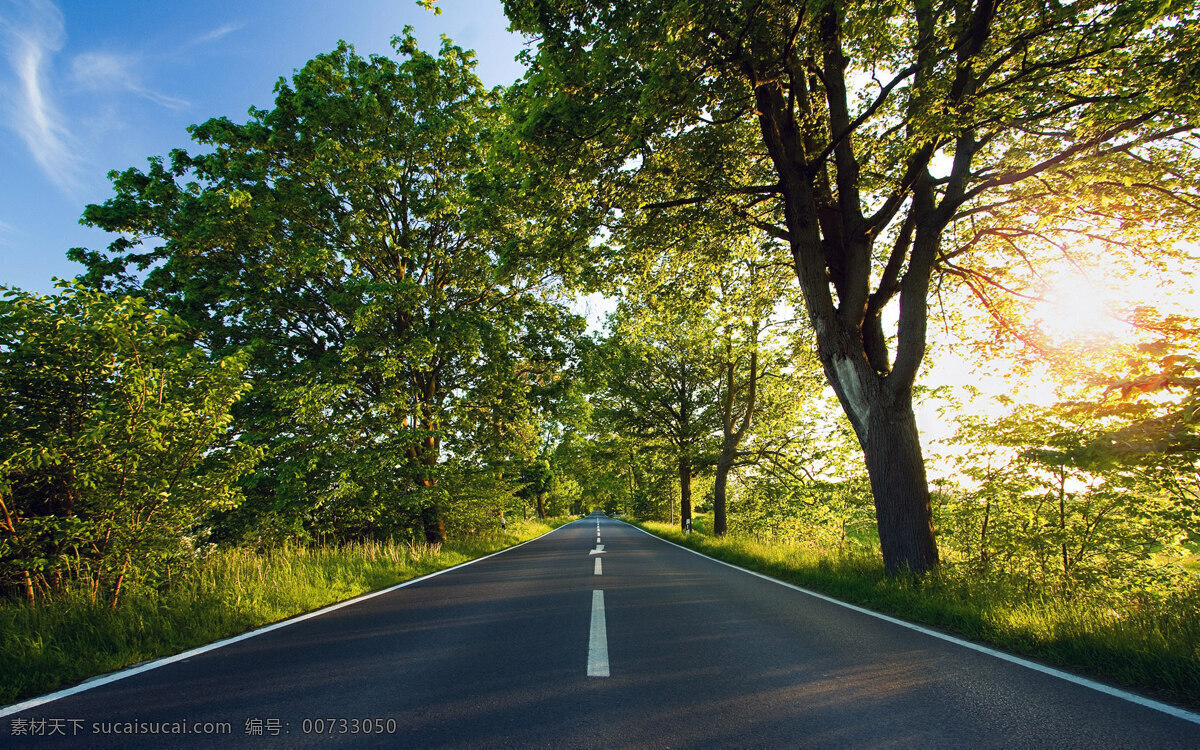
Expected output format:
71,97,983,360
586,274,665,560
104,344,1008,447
1,519,566,705
636,518,1200,709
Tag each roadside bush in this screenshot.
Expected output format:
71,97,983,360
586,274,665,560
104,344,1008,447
0,284,257,607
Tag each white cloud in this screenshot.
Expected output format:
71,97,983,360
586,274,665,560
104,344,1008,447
0,217,19,250
190,21,243,47
70,51,188,110
0,0,83,196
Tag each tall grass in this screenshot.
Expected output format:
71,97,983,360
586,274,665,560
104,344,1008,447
639,520,1200,708
0,520,561,705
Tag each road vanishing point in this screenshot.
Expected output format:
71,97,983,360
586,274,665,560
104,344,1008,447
4,512,1199,749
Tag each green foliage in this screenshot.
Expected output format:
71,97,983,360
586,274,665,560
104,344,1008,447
4,2,1196,706
545,433,666,519
731,474,877,548
0,284,255,606
504,0,1200,573
1097,346,1200,477
437,464,522,537
516,458,554,519
597,300,721,464
71,35,586,544
937,381,1197,596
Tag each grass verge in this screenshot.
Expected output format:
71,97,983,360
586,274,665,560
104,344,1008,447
1,518,566,705
635,520,1200,710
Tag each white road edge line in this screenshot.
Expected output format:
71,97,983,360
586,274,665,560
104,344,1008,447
0,521,581,719
624,521,1200,726
594,557,603,576
587,589,610,677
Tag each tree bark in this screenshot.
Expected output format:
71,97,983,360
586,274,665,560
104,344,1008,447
420,496,445,545
861,394,939,574
414,375,445,545
679,454,693,533
713,448,733,536
417,435,445,544
980,493,992,572
714,346,756,537
109,553,131,610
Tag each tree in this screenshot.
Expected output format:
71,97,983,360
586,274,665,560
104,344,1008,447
72,34,582,544
517,458,555,520
707,250,822,536
597,301,721,531
566,127,818,535
548,428,668,519
941,394,1193,594
503,0,1200,573
0,284,254,606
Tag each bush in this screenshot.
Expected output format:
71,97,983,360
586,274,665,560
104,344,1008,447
0,284,257,606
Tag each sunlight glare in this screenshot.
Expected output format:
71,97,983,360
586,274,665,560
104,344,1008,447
1032,273,1129,344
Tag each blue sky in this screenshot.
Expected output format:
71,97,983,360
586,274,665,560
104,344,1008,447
0,0,526,293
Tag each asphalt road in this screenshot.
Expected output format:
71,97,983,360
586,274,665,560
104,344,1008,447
3,512,1199,749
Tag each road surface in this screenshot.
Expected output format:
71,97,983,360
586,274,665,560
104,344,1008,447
3,513,1198,748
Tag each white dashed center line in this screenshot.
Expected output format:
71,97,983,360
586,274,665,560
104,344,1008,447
587,590,610,677
594,557,603,575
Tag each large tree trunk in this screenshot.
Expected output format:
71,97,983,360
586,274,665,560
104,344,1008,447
418,458,445,545
714,347,755,537
818,335,941,574
748,84,943,573
419,461,445,544
414,377,445,545
420,495,445,545
415,416,444,544
679,454,693,533
861,393,939,574
713,444,733,536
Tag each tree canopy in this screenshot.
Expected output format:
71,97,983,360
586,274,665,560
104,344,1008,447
503,0,1200,572
70,33,586,545
3,4,1197,616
